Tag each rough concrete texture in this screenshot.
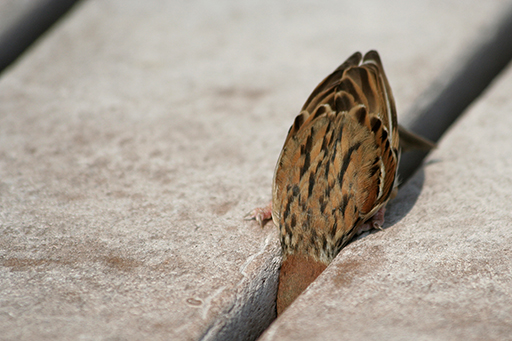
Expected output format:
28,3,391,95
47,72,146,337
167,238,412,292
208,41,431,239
0,0,511,340
260,58,512,341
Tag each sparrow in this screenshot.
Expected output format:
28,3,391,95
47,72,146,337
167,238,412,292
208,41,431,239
247,50,435,315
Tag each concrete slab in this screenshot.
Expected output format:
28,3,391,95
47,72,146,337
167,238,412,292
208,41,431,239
0,0,511,340
259,49,512,341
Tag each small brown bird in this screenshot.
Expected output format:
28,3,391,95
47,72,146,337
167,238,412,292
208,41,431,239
248,51,434,315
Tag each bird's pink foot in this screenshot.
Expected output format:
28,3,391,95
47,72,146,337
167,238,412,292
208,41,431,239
245,201,273,227
357,207,386,234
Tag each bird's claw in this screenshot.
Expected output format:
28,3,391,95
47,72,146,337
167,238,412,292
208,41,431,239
244,201,273,227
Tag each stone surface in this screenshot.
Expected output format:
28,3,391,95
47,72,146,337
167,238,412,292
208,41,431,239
260,45,512,341
0,0,511,340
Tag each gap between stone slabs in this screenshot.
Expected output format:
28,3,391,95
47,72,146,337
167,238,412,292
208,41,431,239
0,0,82,74
398,6,512,181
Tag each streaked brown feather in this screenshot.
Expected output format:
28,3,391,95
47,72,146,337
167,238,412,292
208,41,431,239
301,52,363,114
263,50,435,314
398,125,437,151
272,50,399,264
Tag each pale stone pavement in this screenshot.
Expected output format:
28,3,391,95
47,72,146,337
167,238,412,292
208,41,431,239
1,1,512,340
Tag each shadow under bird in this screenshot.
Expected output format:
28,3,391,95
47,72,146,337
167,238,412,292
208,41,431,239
247,50,435,315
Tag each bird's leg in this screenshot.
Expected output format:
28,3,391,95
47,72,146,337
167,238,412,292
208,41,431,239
357,206,386,234
245,200,273,227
